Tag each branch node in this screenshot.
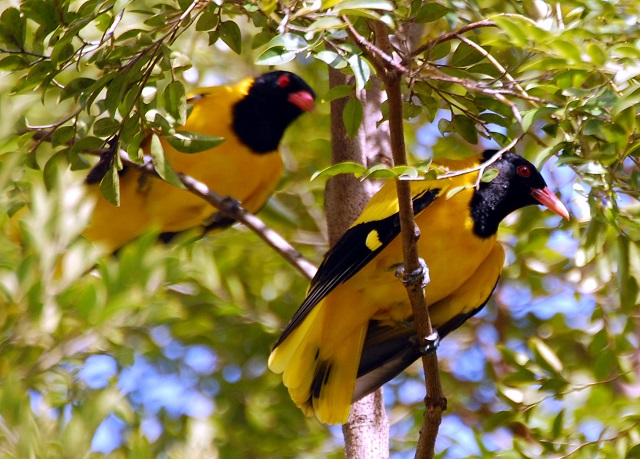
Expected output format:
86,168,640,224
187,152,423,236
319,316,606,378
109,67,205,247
424,394,448,412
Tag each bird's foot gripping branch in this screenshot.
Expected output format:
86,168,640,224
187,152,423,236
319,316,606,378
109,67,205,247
418,331,441,356
396,257,431,289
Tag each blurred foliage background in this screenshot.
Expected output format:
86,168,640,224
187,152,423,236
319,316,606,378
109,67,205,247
0,0,639,457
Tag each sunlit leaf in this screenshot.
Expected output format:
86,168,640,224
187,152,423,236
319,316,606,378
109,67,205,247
164,131,225,154
149,134,184,188
311,161,367,180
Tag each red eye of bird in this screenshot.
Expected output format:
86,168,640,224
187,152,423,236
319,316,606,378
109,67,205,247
517,165,531,177
277,74,290,88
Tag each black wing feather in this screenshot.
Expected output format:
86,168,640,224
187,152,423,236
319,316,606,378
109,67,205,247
274,188,441,347
353,278,499,400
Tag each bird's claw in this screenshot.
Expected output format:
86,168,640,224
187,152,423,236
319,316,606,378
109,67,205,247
418,331,440,356
221,196,241,211
396,258,430,289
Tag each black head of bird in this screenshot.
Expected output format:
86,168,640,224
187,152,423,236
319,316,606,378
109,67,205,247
470,151,570,238
232,71,316,153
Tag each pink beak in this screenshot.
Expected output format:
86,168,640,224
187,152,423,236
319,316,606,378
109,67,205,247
531,187,570,220
288,90,316,112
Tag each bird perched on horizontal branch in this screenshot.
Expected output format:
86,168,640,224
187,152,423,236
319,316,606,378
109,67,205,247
268,150,570,425
83,71,315,251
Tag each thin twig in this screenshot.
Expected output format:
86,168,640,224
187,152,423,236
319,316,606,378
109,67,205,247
456,34,529,98
409,19,497,58
342,16,409,75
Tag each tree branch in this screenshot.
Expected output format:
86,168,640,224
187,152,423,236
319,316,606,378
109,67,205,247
342,16,545,122
177,172,317,281
368,23,446,459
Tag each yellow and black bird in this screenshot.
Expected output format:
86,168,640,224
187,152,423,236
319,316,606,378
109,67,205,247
268,151,570,425
83,71,315,251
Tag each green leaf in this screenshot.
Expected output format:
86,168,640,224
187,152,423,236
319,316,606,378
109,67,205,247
551,409,564,438
586,42,607,66
263,33,308,51
521,107,561,132
332,0,394,13
51,126,75,147
593,349,615,380
451,115,478,144
207,30,219,46
255,47,298,66
414,3,450,23
60,77,96,102
322,85,353,103
164,131,225,153
105,74,128,117
392,165,420,179
315,50,347,69
93,118,121,137
252,30,274,49
612,87,640,117
348,54,371,91
426,41,450,60
307,16,343,32
445,185,468,200
403,101,421,119
452,42,486,67
626,444,640,459
99,161,120,206
480,167,499,183
343,97,363,139
551,39,582,64
149,134,184,188
22,60,55,92
618,236,637,312
0,8,26,50
42,151,66,191
492,16,530,47
530,337,563,374
163,81,187,125
311,162,367,180
195,5,219,31
169,52,192,72
50,36,75,67
21,0,57,32
417,94,438,122
218,21,242,54
0,55,29,71
70,136,105,155
363,166,397,180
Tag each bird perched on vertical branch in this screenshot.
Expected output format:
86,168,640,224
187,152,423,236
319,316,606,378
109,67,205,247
82,71,315,251
268,150,570,425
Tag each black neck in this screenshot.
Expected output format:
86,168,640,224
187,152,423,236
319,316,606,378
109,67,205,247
470,185,510,238
232,97,301,154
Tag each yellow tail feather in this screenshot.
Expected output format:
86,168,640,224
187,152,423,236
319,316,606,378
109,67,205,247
268,298,368,424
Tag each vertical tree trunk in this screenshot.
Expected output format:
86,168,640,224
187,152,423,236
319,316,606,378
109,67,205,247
324,67,391,458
